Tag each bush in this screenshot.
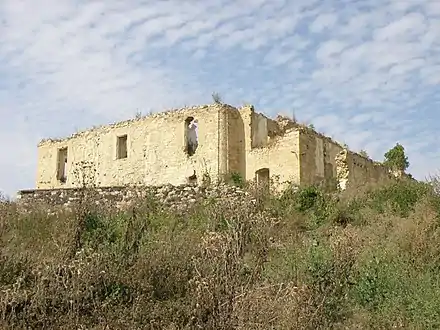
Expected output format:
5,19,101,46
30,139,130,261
229,172,245,187
295,185,321,212
366,180,430,217
2,178,440,328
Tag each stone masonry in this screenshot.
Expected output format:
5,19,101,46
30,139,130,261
17,182,255,214
23,102,404,202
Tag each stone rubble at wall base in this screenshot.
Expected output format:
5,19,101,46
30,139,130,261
16,183,259,215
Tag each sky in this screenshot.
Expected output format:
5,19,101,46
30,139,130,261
1,0,440,197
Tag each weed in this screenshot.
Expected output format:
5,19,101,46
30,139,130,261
1,177,440,328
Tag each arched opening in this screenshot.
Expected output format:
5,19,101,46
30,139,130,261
184,116,198,156
255,168,270,191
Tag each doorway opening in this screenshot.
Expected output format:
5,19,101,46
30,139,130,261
255,168,270,191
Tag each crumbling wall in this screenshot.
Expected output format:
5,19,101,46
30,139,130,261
36,104,240,189
34,101,403,194
335,150,350,190
246,129,301,190
334,148,398,191
298,128,344,187
248,111,297,150
238,106,300,190
342,151,394,190
227,106,246,178
267,115,297,136
323,139,345,184
17,183,253,214
251,112,268,148
298,128,399,190
298,128,319,185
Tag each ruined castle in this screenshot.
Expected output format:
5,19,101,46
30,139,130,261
31,103,397,193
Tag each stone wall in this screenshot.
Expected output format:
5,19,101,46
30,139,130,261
241,107,301,190
335,149,398,190
17,183,254,214
34,103,303,194
297,126,406,190
298,126,345,187
246,129,301,191
32,101,407,196
37,104,247,190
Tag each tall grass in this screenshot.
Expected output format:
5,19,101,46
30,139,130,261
1,178,440,329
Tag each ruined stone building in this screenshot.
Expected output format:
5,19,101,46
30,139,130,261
34,103,396,192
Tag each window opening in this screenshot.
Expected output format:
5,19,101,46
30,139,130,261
57,147,68,183
117,135,128,159
185,117,198,156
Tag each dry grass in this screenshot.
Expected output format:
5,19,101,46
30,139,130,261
1,178,440,329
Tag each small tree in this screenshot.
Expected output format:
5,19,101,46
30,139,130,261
359,150,368,158
290,109,297,122
212,92,222,104
384,143,409,172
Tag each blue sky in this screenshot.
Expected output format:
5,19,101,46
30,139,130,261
1,0,440,197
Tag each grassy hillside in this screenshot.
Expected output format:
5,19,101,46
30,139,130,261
1,179,440,329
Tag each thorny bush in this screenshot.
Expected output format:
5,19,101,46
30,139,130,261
2,177,440,329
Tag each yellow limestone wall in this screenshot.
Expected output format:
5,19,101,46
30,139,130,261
35,102,398,192
297,128,396,190
36,104,234,189
298,127,344,186
338,150,394,189
239,106,301,190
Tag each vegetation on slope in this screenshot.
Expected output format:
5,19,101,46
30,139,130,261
1,177,440,329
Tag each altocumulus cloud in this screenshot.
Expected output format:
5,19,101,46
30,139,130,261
1,0,440,196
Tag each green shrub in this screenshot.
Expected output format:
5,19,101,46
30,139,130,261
352,254,399,311
2,178,440,328
367,181,430,217
305,239,353,327
295,185,321,212
229,172,245,187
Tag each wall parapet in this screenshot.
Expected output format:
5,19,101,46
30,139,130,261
37,103,226,146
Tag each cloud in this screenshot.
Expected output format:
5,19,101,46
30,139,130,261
309,13,338,33
373,12,427,41
316,40,347,61
1,0,440,197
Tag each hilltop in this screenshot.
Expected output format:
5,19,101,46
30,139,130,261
1,177,440,329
